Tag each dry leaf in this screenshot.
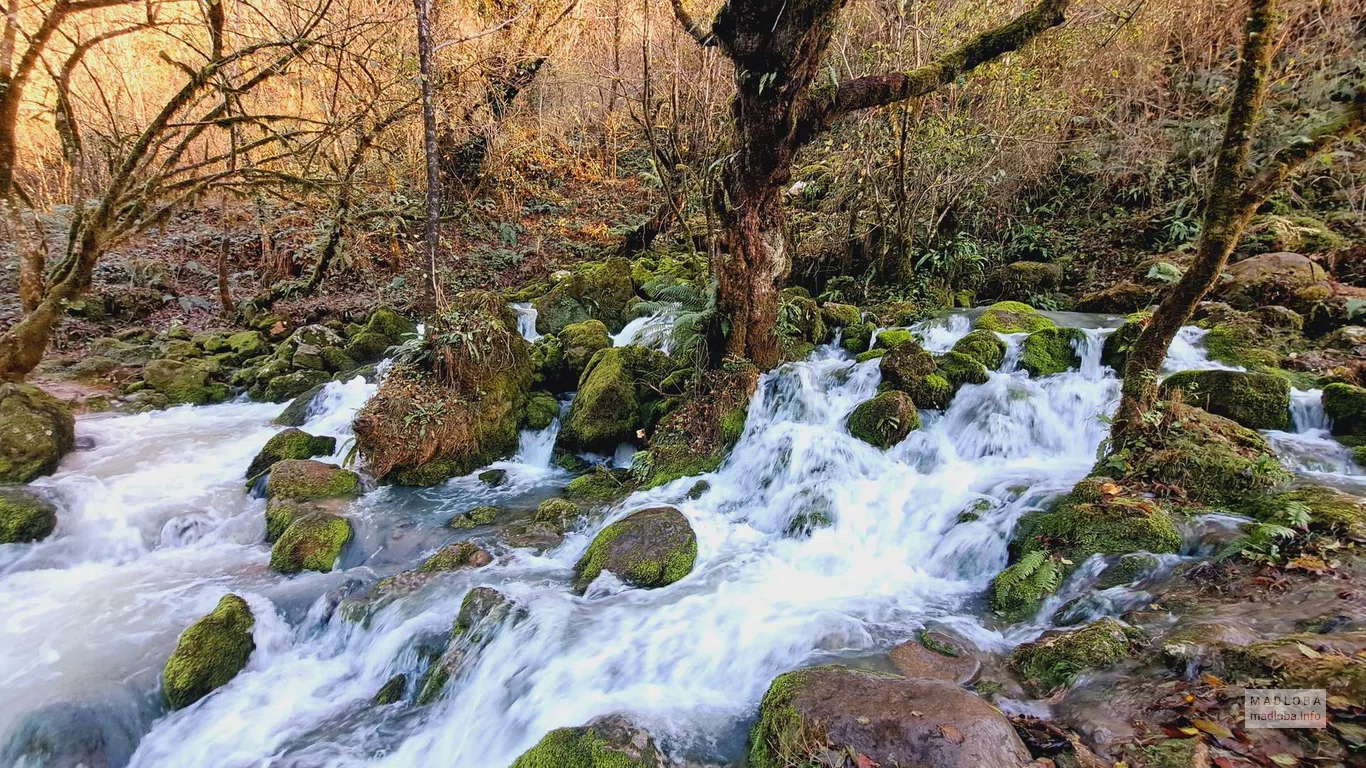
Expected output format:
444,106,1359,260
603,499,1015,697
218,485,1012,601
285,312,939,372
1191,719,1234,740
855,755,880,768
1200,673,1226,689
1295,643,1321,659
938,725,964,744
1269,754,1298,766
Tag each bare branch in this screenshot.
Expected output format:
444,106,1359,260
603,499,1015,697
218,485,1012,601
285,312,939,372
669,0,714,47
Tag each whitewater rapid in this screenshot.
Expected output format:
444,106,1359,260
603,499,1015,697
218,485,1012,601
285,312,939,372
1,312,1357,767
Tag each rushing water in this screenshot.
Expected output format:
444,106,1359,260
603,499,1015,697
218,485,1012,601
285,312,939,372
1,312,1358,767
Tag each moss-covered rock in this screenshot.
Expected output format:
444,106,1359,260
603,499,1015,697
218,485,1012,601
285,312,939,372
227,331,269,360
565,467,636,503
1101,313,1150,371
522,391,560,430
0,383,75,484
162,594,255,709
1324,382,1366,439
985,260,1062,300
989,551,1066,622
274,382,327,427
535,497,583,532
510,716,666,768
747,665,1031,768
1217,251,1330,310
142,359,225,405
1021,327,1084,377
1077,281,1159,314
246,429,337,481
821,302,862,328
479,468,507,487
263,369,330,403
878,339,936,391
951,329,1006,370
446,505,500,529
373,674,406,705
1203,320,1283,369
573,506,696,594
363,306,416,342
1159,370,1291,431
418,541,492,573
936,351,990,390
1011,618,1138,694
872,328,914,349
0,488,57,544
533,258,637,334
263,498,313,542
269,512,351,574
560,320,612,384
354,293,533,485
265,459,360,501
846,391,919,449
633,364,758,489
840,321,876,353
1241,485,1366,541
557,345,672,453
974,301,1055,334
345,332,391,364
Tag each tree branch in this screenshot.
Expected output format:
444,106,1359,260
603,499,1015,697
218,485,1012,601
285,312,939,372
669,0,714,47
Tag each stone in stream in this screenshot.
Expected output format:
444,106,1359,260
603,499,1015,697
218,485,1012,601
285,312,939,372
245,428,337,481
373,673,406,705
572,506,697,595
1324,382,1366,440
748,665,1031,767
162,594,256,709
951,328,1007,370
846,390,919,449
265,459,361,501
1011,617,1140,695
0,487,58,544
414,587,517,704
556,345,673,454
532,257,636,335
274,382,327,426
269,511,352,574
510,715,666,768
889,632,981,685
418,541,493,573
0,382,75,484
974,300,1055,334
1020,327,1085,377
1159,369,1291,431
478,468,507,487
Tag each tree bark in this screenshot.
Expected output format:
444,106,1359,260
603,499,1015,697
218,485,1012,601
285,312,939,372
414,0,443,312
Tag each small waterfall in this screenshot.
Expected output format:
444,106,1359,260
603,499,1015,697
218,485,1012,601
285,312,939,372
1162,326,1240,373
1291,389,1330,433
917,313,973,353
511,303,541,342
613,308,677,350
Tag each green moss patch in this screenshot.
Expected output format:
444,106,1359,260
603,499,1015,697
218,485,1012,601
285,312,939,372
846,391,919,449
162,594,255,709
951,329,1007,370
270,512,351,574
447,505,500,529
975,301,1056,334
1021,327,1084,377
0,488,58,544
246,429,337,481
510,718,665,768
573,506,697,594
418,541,493,573
0,383,75,484
533,258,636,334
634,364,758,489
557,345,673,453
1159,369,1290,431
1011,618,1138,694
1324,383,1366,439
265,459,360,501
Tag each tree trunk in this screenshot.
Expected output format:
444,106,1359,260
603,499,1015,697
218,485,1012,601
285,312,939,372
414,0,443,312
717,181,788,367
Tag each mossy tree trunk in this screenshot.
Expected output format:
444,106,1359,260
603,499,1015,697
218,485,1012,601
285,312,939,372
1112,0,1366,443
672,0,1071,369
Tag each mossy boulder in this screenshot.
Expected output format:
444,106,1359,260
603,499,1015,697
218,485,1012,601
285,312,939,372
265,459,360,501
1203,320,1284,369
227,331,269,360
536,497,583,531
1242,485,1366,541
0,488,58,544
142,359,225,405
269,511,351,573
446,505,500,529
263,369,330,403
162,594,255,709
510,716,666,768
1011,618,1138,694
246,429,337,480
1021,327,1084,377
1324,382,1366,439
936,351,990,390
747,665,1031,768
345,332,391,364
872,328,914,349
274,382,327,427
530,335,567,392
354,293,533,485
1217,251,1330,310
984,260,1061,299
557,345,672,453
821,302,862,328
363,305,416,342
847,391,919,449
522,391,560,430
565,467,636,503
840,321,876,353
878,339,936,391
418,541,493,573
633,364,758,489
263,499,313,542
951,329,1006,370
1077,281,1159,314
0,383,75,483
573,506,697,594
974,301,1055,334
1160,370,1291,431
454,586,514,641
534,258,636,334
1101,313,1151,370
560,320,612,383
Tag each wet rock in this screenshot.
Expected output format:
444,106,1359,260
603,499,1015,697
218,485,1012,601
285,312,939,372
162,594,255,709
418,541,493,573
264,369,330,403
632,364,758,489
846,390,919,449
1097,552,1160,589
1,690,153,768
749,665,1031,768
879,338,937,390
573,506,697,594
565,467,636,503
840,320,876,353
511,715,666,768
263,498,314,542
821,302,862,328
951,329,1007,370
1077,281,1158,314
535,497,583,530
560,320,612,383
1021,327,1084,377
227,330,269,360
1159,369,1291,431
447,505,500,529
0,382,75,483
265,459,361,501
1101,313,1150,371
974,300,1055,334
873,328,914,349
1217,251,1329,310
274,382,327,426
0,487,58,543
270,512,352,573
557,345,672,453
533,257,637,334
936,351,990,391
345,332,391,364
889,634,981,684
373,673,406,705
479,468,508,487
246,429,337,480
1011,618,1139,695
523,391,560,430
1323,382,1366,439
454,586,513,641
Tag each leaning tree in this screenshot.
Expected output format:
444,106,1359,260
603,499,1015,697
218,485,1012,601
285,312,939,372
1111,0,1365,441
670,0,1072,367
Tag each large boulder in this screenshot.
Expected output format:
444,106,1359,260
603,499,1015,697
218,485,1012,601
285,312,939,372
847,391,919,449
573,506,697,594
1160,369,1291,431
142,359,226,405
1076,281,1160,314
245,429,337,480
0,383,75,483
974,301,1055,334
1242,485,1366,541
1011,617,1138,695
1021,327,1084,377
1217,251,1330,310
1324,382,1366,440
559,320,613,386
533,258,637,334
0,487,58,543
162,594,255,709
265,459,360,501
354,293,533,485
879,339,937,391
951,329,1006,370
511,716,666,768
748,665,1032,768
983,261,1061,300
269,511,351,573
557,345,672,453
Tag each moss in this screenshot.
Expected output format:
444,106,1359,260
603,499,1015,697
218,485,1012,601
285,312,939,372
878,339,936,392
1097,552,1159,589
565,468,635,503
1204,321,1281,369
821,302,861,328
905,373,953,410
142,359,223,405
364,306,416,341
162,594,255,709
840,321,876,353
1221,633,1366,709
1324,383,1366,438
846,391,919,449
936,351,990,390
418,541,492,573
523,391,560,431
246,429,336,481
747,669,818,768
778,291,829,359
1142,739,1202,768
975,301,1056,334
533,258,636,334
573,507,697,594
636,365,758,489
1159,370,1290,431
270,512,352,574
374,674,406,705
447,505,500,529
346,332,391,364
951,329,1006,370
536,498,582,530
266,459,361,501
0,383,75,484
560,320,613,382
510,722,663,768
1241,485,1366,540
854,348,885,363
1021,327,1084,377
872,328,913,349
0,488,57,544
264,369,331,403
531,335,567,392
558,345,672,452
1011,618,1137,694
263,499,313,542
1015,478,1182,563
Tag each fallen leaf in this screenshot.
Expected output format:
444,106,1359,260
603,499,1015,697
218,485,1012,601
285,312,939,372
1100,482,1123,497
856,716,870,725
855,755,880,768
938,725,964,744
1295,643,1322,659
1192,719,1234,740
1200,673,1226,689
1269,754,1298,766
